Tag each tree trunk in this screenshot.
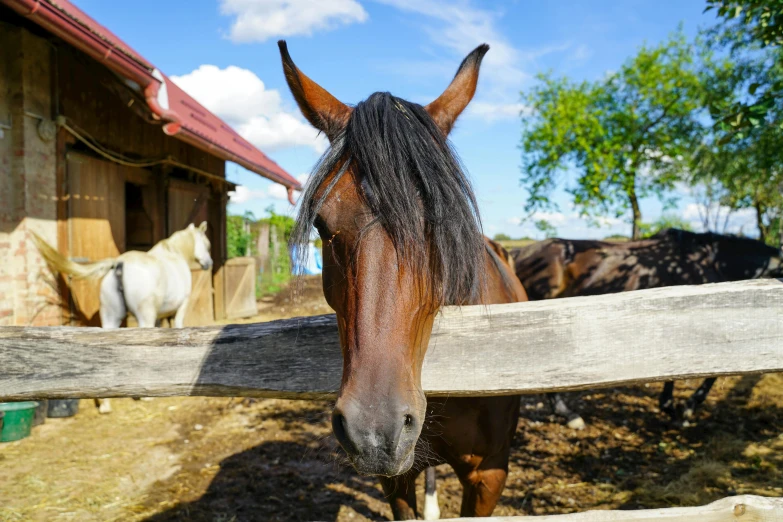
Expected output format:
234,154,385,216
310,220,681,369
629,187,642,240
778,206,783,249
755,201,767,244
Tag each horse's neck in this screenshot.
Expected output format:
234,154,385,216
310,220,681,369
150,232,193,261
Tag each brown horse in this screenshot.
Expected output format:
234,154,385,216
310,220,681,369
512,228,783,426
280,42,528,519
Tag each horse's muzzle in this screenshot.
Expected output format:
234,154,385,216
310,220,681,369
332,399,422,476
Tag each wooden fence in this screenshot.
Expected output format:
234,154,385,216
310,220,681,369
1,279,782,520
222,257,257,320
453,495,782,521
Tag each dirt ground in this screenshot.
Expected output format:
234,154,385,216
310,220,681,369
1,276,782,521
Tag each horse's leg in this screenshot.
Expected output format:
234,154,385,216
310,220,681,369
172,298,189,329
97,273,126,415
379,468,420,520
457,452,511,517
423,466,441,520
135,304,158,328
131,305,159,402
683,377,717,421
546,392,585,430
659,381,676,419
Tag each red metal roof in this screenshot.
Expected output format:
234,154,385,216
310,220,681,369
3,0,301,193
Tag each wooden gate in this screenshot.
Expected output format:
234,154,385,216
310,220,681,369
184,263,215,326
65,152,130,326
223,257,257,319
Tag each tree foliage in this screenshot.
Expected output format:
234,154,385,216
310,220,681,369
520,32,704,239
534,220,558,239
694,41,783,246
705,0,783,134
227,211,255,259
706,0,783,49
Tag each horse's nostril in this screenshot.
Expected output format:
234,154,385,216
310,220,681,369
404,413,414,428
332,411,356,453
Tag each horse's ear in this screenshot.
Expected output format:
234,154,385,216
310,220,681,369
425,44,489,136
278,40,351,141
198,221,208,233
187,223,195,230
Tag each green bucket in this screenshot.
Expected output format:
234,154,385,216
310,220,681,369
0,402,39,442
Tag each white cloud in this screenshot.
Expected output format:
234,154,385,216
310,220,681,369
220,0,368,42
229,185,267,204
568,44,592,63
374,0,571,123
507,211,570,227
467,102,530,122
170,65,327,153
504,210,630,239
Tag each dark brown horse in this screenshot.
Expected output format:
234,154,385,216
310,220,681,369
281,42,528,519
512,228,783,427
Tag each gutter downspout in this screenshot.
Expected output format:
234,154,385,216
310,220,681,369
144,70,181,135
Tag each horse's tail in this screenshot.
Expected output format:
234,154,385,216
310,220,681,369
31,232,116,281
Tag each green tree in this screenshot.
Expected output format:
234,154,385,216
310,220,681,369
692,125,783,245
704,1,783,134
493,233,512,241
534,219,558,239
693,45,783,246
706,0,783,49
227,211,254,259
521,32,704,240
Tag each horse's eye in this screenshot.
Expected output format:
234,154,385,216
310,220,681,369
313,216,330,238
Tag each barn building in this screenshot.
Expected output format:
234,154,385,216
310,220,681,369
0,0,301,326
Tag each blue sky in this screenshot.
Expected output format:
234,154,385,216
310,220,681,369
73,0,755,239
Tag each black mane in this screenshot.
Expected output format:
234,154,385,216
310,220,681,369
291,92,485,305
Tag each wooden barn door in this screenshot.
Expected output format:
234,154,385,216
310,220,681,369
168,179,209,233
167,179,215,325
65,152,128,325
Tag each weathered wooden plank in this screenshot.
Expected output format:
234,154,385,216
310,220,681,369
450,495,782,521
1,280,782,400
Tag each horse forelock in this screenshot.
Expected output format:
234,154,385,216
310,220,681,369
291,92,486,306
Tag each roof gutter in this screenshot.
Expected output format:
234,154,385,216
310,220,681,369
175,128,301,203
4,0,301,195
6,0,156,89
6,0,184,132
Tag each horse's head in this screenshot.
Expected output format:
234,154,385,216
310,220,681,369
708,232,782,280
189,221,213,270
281,41,488,476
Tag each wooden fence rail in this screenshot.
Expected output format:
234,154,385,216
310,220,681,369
449,495,782,521
2,279,782,401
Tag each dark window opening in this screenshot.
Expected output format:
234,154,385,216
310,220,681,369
125,182,154,251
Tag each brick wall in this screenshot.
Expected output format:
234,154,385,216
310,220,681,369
0,26,60,326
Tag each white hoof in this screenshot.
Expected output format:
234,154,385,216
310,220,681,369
682,408,694,420
97,400,112,414
423,490,440,520
567,416,586,430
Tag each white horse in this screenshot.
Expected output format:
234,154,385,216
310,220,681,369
32,222,213,412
